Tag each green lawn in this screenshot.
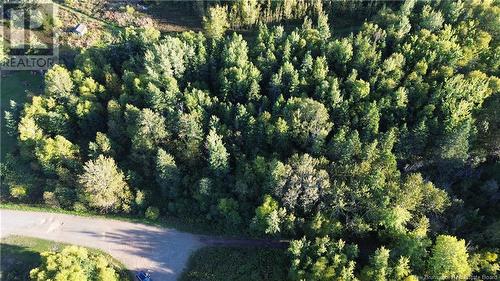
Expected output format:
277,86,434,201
180,246,289,281
0,235,130,281
0,71,43,160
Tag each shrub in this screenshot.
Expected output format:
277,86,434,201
134,189,146,211
30,246,119,281
145,206,160,220
43,191,60,208
9,185,27,200
73,202,88,213
125,5,135,15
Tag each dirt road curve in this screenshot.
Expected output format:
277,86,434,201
0,209,202,281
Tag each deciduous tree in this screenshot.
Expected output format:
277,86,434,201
78,155,132,213
30,246,119,281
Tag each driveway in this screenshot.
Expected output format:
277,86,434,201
0,209,202,281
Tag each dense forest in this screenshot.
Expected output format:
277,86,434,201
2,0,499,279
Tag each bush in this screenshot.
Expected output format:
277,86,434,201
73,202,88,213
217,198,241,227
9,185,27,200
43,191,60,208
53,185,76,209
125,5,135,15
43,16,62,32
145,206,160,220
30,246,119,281
134,189,146,211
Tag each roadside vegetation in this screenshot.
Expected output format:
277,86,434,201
1,0,499,280
180,247,288,281
0,236,130,281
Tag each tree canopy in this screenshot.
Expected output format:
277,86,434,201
30,246,120,281
3,0,500,279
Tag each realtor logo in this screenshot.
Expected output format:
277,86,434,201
1,0,59,70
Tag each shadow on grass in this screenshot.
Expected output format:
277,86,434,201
0,243,41,281
142,1,202,32
0,237,132,281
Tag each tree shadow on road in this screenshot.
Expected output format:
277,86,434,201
70,225,201,280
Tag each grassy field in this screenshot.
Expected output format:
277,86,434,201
180,246,289,281
0,235,131,281
0,71,43,160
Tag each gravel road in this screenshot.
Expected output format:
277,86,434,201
0,209,202,281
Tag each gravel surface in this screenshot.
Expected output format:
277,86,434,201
0,209,202,281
